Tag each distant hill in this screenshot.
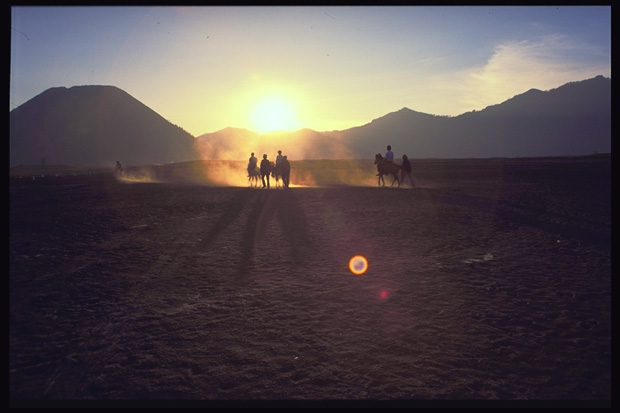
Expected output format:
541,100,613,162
337,75,611,159
10,76,610,167
9,85,200,167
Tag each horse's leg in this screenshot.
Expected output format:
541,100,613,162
390,173,400,187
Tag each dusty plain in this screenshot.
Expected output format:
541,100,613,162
9,156,611,407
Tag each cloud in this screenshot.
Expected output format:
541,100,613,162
454,35,610,111
421,35,610,116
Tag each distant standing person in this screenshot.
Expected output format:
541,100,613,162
115,161,123,176
275,150,284,168
280,155,291,188
260,154,271,188
385,145,394,162
401,154,414,187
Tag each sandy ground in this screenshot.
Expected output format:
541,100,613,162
9,156,611,407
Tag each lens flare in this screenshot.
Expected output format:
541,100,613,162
348,255,369,276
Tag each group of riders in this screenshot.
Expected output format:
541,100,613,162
247,145,414,188
247,150,291,188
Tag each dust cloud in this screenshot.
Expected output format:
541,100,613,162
117,131,388,187
193,128,356,163
119,159,381,188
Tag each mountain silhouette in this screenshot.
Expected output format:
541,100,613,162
10,76,610,167
9,85,199,167
339,75,611,159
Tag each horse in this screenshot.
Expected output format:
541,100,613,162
248,166,261,187
271,162,282,188
374,153,403,187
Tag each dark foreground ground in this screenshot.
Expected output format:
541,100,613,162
9,156,611,407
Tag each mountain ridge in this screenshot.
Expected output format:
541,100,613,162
10,85,200,167
10,76,610,167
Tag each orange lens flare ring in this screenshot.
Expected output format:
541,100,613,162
348,255,369,275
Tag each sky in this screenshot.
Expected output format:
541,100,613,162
10,5,611,136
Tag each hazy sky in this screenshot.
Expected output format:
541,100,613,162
10,5,611,136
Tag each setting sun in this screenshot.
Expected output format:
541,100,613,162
250,96,299,134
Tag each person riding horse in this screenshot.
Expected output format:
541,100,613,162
247,152,260,187
272,150,284,187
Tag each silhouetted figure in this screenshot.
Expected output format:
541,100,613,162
247,152,260,187
248,152,257,174
115,161,123,176
275,150,283,168
272,149,284,187
376,145,394,176
260,154,271,188
374,153,402,187
280,155,291,188
401,154,414,186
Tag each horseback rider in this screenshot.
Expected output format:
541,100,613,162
247,152,258,176
385,145,394,162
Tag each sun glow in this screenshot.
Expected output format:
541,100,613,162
250,96,299,134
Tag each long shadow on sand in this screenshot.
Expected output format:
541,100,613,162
194,188,312,278
235,189,312,276
200,189,253,250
